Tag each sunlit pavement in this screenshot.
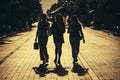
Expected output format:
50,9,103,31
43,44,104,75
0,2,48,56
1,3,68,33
0,23,120,80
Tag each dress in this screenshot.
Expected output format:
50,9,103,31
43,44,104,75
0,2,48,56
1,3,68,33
51,22,65,44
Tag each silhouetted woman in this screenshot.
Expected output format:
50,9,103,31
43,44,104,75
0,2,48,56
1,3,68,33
35,14,49,64
67,15,85,65
51,14,65,65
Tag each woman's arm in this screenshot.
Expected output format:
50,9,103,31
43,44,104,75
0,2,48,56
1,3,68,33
67,24,71,33
35,23,39,41
79,24,85,43
51,22,55,34
62,22,66,33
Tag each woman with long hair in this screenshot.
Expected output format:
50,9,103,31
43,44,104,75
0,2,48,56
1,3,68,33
51,14,65,65
68,15,85,65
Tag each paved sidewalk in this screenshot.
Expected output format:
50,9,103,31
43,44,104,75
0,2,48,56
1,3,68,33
0,25,120,80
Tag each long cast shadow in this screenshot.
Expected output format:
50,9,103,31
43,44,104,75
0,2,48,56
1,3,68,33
33,63,68,77
51,64,68,76
33,64,49,77
33,63,88,77
71,63,89,76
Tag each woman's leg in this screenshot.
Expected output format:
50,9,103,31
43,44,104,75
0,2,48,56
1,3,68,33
74,39,80,63
39,44,46,64
43,37,49,62
54,43,58,63
39,38,46,64
70,37,76,62
70,37,80,63
58,43,62,64
44,47,49,62
39,45,44,60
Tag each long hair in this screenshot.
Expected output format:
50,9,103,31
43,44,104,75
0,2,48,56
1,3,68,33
71,15,83,26
55,14,64,23
54,14,65,32
71,15,78,23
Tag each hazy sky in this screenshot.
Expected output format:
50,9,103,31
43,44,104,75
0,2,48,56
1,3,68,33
41,0,57,13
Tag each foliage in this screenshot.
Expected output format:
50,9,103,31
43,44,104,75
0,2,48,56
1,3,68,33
0,0,43,33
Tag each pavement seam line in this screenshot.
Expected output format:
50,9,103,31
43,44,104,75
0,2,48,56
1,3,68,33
0,37,30,65
79,54,99,80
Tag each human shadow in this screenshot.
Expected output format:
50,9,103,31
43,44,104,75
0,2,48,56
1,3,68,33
0,31,26,45
51,64,68,76
33,64,49,77
33,63,68,77
71,63,89,76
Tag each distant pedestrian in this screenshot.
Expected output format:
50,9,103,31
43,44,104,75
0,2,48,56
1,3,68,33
35,14,49,64
67,15,85,65
28,18,33,30
51,14,65,65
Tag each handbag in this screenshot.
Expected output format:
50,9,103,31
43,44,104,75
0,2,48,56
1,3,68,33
78,36,82,40
34,42,39,50
77,35,82,40
78,31,82,40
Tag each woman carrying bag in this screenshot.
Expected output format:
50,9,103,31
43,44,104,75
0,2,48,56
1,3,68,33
35,14,50,65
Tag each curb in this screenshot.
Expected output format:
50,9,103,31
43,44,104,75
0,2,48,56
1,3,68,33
0,28,27,39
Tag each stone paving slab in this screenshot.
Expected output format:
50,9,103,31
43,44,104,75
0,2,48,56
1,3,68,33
0,26,120,80
80,28,120,80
